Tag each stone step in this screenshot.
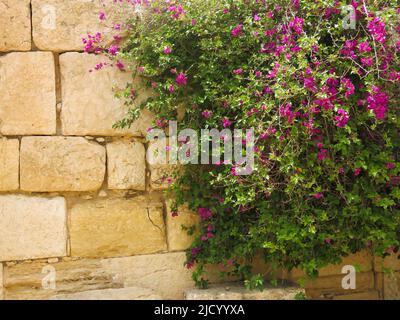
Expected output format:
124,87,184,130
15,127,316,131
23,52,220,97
51,287,162,300
184,283,304,300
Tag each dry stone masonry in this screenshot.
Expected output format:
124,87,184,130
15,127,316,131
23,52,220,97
0,0,398,300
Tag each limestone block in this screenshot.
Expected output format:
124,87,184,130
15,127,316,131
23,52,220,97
0,0,31,51
0,138,19,191
0,195,67,262
166,202,200,252
20,137,105,192
31,0,137,51
185,284,304,300
69,197,167,258
52,287,162,300
60,53,153,136
0,52,56,135
0,263,3,300
332,290,380,300
101,252,194,300
107,140,146,190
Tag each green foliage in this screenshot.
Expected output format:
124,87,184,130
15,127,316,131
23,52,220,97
114,0,400,288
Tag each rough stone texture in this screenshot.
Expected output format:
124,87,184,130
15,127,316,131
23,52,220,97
374,253,400,272
0,263,3,300
4,253,193,300
69,197,167,258
147,138,176,190
20,137,105,192
60,53,154,137
101,252,195,300
0,138,19,191
32,0,137,51
383,272,400,300
107,140,146,190
3,259,123,300
0,52,56,135
290,250,373,280
0,195,67,262
304,272,375,299
52,287,162,300
166,202,200,251
0,0,31,51
332,290,380,300
185,284,304,300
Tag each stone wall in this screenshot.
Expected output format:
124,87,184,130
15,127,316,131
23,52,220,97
0,0,398,300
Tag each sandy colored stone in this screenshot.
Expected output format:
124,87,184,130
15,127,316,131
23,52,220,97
383,272,400,300
107,140,146,190
0,52,56,135
32,0,137,51
69,197,167,258
374,253,400,272
332,290,380,300
52,287,162,300
60,53,154,137
0,263,3,300
20,137,106,192
305,272,374,299
166,202,200,252
3,259,123,300
0,0,31,51
0,195,67,262
0,138,19,191
185,283,304,300
101,252,194,300
147,138,177,190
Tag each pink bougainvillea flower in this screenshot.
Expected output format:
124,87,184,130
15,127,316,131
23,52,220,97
358,41,371,53
231,24,243,37
233,68,243,75
168,85,175,93
253,14,261,21
386,163,396,170
367,86,389,120
361,57,374,67
289,16,305,35
115,60,125,70
137,66,145,73
313,193,324,199
176,72,188,86
367,17,387,43
318,148,328,161
341,78,355,98
98,11,106,21
223,118,232,128
198,208,212,221
354,168,362,176
334,109,350,128
163,46,172,54
171,211,179,218
201,110,212,118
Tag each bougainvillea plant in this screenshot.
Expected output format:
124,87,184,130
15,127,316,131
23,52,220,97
87,0,400,290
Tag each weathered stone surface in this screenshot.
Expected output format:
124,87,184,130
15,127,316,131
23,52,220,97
0,52,56,135
305,272,374,299
290,251,373,280
0,195,67,262
60,53,154,137
332,290,380,300
107,140,146,190
166,202,200,252
383,272,400,300
69,197,167,258
102,252,194,300
4,259,123,300
374,253,400,272
0,263,3,300
147,138,176,190
0,138,19,191
52,287,162,300
185,283,304,300
32,0,137,51
0,0,31,51
4,252,193,300
20,137,105,192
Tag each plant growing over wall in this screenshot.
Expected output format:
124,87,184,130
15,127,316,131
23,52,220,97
88,0,400,289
